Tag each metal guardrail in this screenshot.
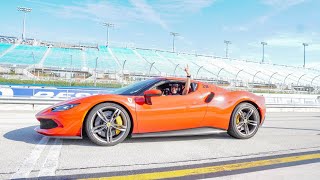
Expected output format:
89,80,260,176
0,97,62,105
266,97,320,106
266,104,320,108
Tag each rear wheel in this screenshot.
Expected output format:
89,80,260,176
228,103,260,139
85,103,131,146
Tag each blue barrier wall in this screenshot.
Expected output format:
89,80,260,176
0,87,115,98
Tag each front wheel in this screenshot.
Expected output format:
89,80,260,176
228,103,260,139
85,103,131,146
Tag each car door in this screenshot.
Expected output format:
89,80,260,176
135,85,207,133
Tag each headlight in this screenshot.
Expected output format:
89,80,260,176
51,103,79,112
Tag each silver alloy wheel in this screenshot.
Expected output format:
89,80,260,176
90,106,128,144
235,107,259,136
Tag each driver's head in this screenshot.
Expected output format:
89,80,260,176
170,84,179,94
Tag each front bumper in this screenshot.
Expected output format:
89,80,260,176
35,102,91,137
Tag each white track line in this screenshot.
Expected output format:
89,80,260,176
38,138,63,177
11,136,50,179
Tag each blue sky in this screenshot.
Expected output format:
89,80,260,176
0,0,319,68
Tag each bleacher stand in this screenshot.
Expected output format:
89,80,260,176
0,36,319,93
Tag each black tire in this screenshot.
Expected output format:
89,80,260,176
85,103,131,146
227,102,260,139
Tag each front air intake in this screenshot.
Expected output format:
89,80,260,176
40,119,58,129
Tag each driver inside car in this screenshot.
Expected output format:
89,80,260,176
168,83,180,95
167,65,191,96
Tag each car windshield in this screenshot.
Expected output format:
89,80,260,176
113,78,160,95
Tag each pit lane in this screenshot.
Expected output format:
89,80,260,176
0,111,320,179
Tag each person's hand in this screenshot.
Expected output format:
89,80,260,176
184,64,190,76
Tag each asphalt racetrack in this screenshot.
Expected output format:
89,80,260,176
1,111,320,179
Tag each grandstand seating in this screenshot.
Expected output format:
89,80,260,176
133,49,174,75
110,47,150,74
157,51,209,78
182,54,241,81
43,47,82,68
0,43,11,55
0,42,319,88
85,46,119,71
0,44,46,65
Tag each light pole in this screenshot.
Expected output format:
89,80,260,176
261,42,267,63
94,57,98,87
103,22,114,46
17,7,32,40
31,52,35,84
302,43,308,68
70,55,73,86
170,32,179,52
224,40,231,58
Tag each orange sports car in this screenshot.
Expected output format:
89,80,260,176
35,77,266,146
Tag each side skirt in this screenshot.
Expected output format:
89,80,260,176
131,127,225,138
49,136,83,139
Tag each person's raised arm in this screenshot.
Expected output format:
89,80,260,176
182,65,191,95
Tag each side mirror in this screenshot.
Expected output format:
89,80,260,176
144,89,162,105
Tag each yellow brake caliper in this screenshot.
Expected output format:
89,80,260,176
236,114,240,125
115,115,123,135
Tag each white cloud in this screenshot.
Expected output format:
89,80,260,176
261,0,307,9
223,25,249,32
34,1,141,24
155,0,216,13
264,33,316,48
246,32,320,51
266,36,308,47
25,0,61,8
128,0,168,30
224,0,308,32
177,35,194,46
27,0,215,32
257,0,308,24
305,44,320,52
244,32,320,66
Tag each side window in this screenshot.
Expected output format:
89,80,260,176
160,82,182,95
149,81,198,96
156,83,170,95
